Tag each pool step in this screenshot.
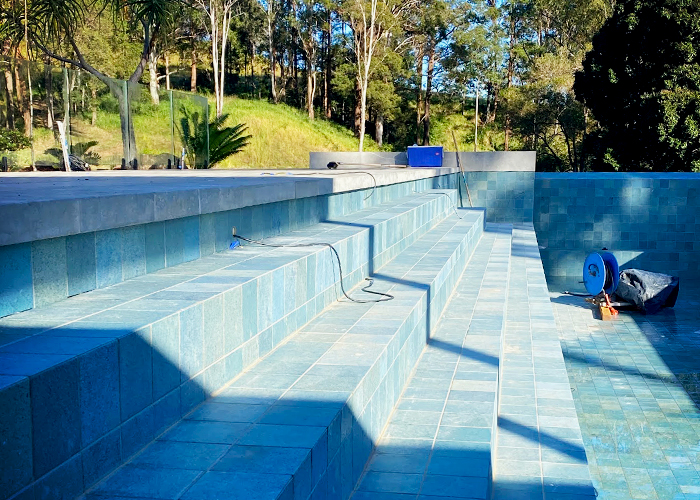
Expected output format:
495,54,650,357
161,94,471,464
353,224,512,499
491,224,595,500
0,190,460,500
85,209,485,500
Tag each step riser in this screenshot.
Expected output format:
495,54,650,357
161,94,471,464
1,193,457,500
310,215,484,499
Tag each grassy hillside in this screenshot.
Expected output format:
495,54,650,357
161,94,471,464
3,93,508,171
5,94,375,171
218,97,378,169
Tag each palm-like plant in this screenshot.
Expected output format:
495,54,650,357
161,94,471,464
177,106,251,168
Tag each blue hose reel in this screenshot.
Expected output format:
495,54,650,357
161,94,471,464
583,252,619,296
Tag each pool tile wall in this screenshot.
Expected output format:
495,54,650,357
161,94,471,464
535,173,700,279
463,171,535,224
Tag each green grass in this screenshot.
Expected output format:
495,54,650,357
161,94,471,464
217,97,377,169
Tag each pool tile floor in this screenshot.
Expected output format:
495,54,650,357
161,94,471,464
550,283,700,500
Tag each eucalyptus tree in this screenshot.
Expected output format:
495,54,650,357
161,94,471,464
411,0,456,145
291,0,323,118
189,0,243,116
341,0,416,151
259,0,282,102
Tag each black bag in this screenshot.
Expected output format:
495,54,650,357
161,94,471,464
614,269,679,314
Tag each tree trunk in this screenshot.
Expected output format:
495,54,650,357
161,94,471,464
423,45,435,146
293,46,298,99
108,82,137,167
91,87,97,126
251,44,256,100
210,10,221,117
484,82,492,124
190,45,197,92
4,69,15,129
217,9,231,117
45,62,54,129
270,42,277,103
14,63,30,136
306,62,315,119
505,10,515,151
375,113,384,147
324,12,332,119
359,80,367,152
165,53,171,91
354,78,361,137
148,49,160,105
415,49,423,145
487,86,499,124
474,83,479,152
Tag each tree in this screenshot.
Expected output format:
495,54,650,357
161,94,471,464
292,0,323,118
342,0,415,151
410,0,454,145
367,50,402,145
2,0,176,165
575,0,700,171
190,0,242,117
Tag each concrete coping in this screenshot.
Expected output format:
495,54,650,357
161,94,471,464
0,167,459,247
309,151,536,171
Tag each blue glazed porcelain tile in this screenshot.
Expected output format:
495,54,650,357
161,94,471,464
79,340,120,447
144,221,166,273
164,219,185,267
199,213,216,257
119,328,153,421
0,243,33,317
121,225,146,280
151,315,181,400
0,375,32,497
32,237,67,307
180,305,204,382
96,229,123,288
82,428,121,487
183,216,201,263
31,358,81,476
66,232,96,297
180,471,293,500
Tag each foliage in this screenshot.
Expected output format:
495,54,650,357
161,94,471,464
575,0,700,171
177,105,251,167
0,129,31,152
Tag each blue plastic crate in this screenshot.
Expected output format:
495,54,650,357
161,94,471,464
407,146,443,167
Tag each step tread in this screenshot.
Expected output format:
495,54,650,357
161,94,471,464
353,224,512,500
86,210,484,500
